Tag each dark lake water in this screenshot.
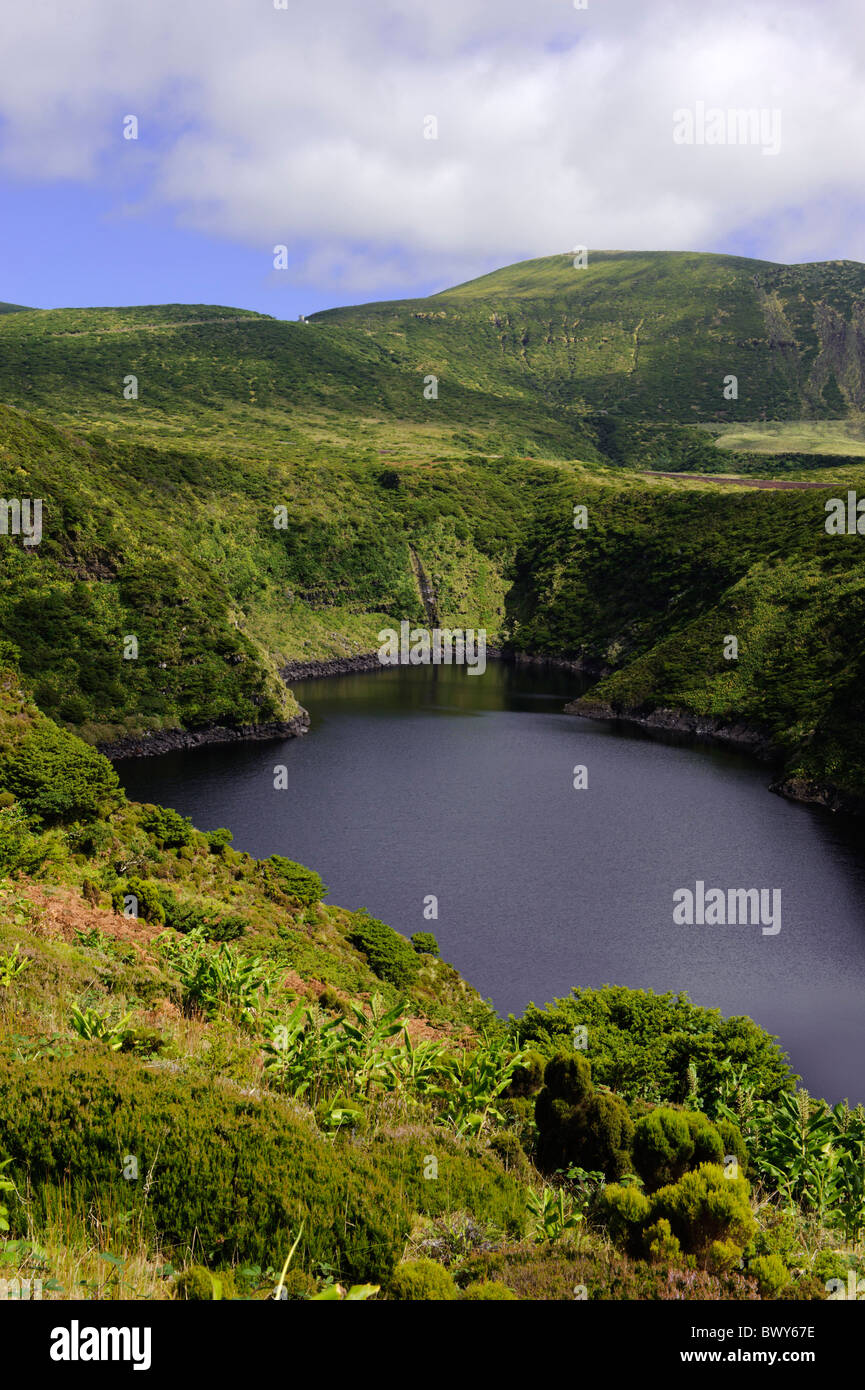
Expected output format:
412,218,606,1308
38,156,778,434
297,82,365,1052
116,662,865,1105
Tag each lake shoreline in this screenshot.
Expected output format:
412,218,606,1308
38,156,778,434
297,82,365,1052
99,712,310,761
569,697,863,815
98,654,862,814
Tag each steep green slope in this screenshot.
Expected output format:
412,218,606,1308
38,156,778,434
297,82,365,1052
316,251,865,459
1,253,865,804
508,478,865,808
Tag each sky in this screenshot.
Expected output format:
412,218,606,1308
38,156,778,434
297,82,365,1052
1,0,863,319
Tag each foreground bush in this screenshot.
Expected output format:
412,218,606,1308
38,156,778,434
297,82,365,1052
632,1107,725,1191
650,1163,757,1264
461,1280,518,1300
535,1052,633,1178
389,1259,457,1301
0,1052,408,1283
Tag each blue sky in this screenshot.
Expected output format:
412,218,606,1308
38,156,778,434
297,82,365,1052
1,0,863,318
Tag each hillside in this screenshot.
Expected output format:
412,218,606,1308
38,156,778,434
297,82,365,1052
1,255,864,1302
317,250,865,474
316,250,865,428
0,252,864,802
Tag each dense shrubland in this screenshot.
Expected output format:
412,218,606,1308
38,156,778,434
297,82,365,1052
0,688,862,1300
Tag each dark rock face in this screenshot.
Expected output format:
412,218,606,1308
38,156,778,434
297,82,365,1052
567,698,774,760
98,712,310,761
279,654,383,681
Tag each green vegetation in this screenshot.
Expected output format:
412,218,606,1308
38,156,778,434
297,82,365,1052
0,250,864,1299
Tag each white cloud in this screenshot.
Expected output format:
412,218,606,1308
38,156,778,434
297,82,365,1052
1,0,863,294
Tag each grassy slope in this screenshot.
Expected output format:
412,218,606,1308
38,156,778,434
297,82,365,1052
1,250,865,800
316,250,865,426
1,256,864,1297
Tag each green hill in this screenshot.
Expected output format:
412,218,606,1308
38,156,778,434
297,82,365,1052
0,251,864,803
1,253,864,1303
316,250,865,427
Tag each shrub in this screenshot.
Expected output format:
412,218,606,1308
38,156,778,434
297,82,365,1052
0,804,48,875
749,1252,789,1298
205,827,234,855
579,1094,635,1178
461,1280,517,1300
535,1052,633,1178
650,1163,757,1263
389,1259,457,1301
599,1184,651,1251
506,1051,546,1098
515,986,796,1108
1,721,121,824
717,1119,748,1177
174,1266,238,1300
632,1108,694,1190
139,805,195,849
410,931,440,957
111,877,165,925
644,1218,682,1265
685,1111,725,1168
262,856,326,907
160,891,246,942
708,1240,743,1274
813,1250,847,1286
488,1131,531,1178
347,912,419,989
0,1052,408,1283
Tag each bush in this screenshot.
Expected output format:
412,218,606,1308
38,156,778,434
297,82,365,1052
410,931,440,957
598,1184,651,1251
111,877,165,925
139,805,195,849
749,1252,789,1298
515,986,796,1108
813,1250,847,1286
1,721,121,824
205,827,234,855
644,1217,682,1265
347,911,419,989
535,1052,633,1178
488,1131,531,1178
461,1280,517,1300
717,1119,748,1177
174,1266,238,1300
685,1111,725,1168
650,1164,757,1263
262,856,326,907
708,1240,743,1274
0,1052,408,1284
0,804,49,875
579,1094,635,1178
160,891,246,942
389,1259,457,1301
506,1051,546,1099
632,1108,693,1190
